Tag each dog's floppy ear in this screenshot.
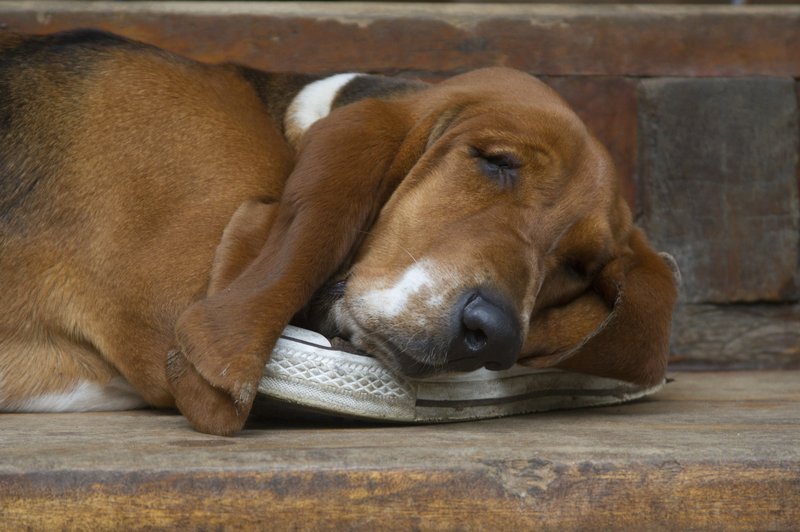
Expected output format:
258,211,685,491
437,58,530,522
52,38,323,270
521,228,678,387
167,98,425,435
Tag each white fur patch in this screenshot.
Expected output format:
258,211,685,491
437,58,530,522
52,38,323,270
361,261,439,318
8,378,147,412
286,73,361,139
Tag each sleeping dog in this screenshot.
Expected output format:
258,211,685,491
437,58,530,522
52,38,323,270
0,30,677,435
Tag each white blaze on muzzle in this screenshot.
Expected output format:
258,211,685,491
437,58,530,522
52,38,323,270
359,260,440,319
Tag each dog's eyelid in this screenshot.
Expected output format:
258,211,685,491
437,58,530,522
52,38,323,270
468,146,522,169
563,259,588,279
469,146,521,189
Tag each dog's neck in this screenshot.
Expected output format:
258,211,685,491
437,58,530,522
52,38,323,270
237,67,427,149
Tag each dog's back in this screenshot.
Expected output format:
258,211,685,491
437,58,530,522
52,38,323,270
0,30,293,409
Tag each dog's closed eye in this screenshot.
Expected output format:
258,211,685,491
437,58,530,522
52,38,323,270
563,260,588,279
469,146,520,188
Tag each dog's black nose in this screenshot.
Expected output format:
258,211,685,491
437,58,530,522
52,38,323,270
447,291,522,372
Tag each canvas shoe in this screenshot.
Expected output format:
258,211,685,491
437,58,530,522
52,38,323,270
256,325,664,422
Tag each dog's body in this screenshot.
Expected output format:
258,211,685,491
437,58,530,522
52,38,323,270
0,30,677,435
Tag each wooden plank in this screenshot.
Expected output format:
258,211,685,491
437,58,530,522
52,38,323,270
670,303,800,370
0,2,799,77
1,372,798,529
796,80,800,194
638,77,799,304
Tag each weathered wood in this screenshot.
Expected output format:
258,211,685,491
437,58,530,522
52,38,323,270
638,77,800,304
796,80,800,193
1,2,800,77
669,304,800,370
1,372,798,530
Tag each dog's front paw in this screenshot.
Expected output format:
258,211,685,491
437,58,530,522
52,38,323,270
165,349,251,436
167,298,274,435
176,299,266,390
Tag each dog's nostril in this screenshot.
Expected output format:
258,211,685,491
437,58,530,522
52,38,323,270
447,290,522,372
464,329,488,351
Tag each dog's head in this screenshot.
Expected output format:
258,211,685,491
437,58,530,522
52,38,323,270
279,68,678,386
184,67,677,416
175,67,678,433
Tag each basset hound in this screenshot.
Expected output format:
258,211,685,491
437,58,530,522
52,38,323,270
0,30,678,435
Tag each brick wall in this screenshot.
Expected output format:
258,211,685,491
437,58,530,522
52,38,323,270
3,2,798,369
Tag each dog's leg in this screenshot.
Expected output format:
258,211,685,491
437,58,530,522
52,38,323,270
166,199,278,434
0,331,147,412
169,98,419,435
207,199,279,297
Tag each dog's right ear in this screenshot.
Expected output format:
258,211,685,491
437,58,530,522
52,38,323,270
521,228,679,388
168,97,429,435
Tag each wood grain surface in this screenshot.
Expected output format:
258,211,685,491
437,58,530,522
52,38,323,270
1,371,798,530
670,304,800,370
638,78,799,304
1,2,799,77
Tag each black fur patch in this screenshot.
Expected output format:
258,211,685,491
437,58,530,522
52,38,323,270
332,75,427,109
34,28,129,48
0,29,131,78
0,30,133,223
238,67,319,134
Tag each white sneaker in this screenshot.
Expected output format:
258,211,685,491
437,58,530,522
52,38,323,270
257,325,664,422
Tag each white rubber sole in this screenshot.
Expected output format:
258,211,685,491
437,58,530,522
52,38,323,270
258,325,664,423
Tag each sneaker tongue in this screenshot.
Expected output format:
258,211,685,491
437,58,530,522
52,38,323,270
281,325,332,347
281,325,374,358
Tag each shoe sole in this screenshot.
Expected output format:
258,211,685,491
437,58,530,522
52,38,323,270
257,326,664,423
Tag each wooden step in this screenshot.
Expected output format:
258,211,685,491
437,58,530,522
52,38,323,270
1,371,798,529
1,1,799,77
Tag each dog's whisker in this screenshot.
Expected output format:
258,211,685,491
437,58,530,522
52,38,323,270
400,245,419,264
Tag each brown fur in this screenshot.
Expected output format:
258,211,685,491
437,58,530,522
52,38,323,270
0,30,677,435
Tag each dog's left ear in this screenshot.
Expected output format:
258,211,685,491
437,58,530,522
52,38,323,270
522,228,679,387
168,98,427,435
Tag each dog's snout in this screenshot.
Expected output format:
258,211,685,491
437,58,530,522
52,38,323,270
448,291,522,372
